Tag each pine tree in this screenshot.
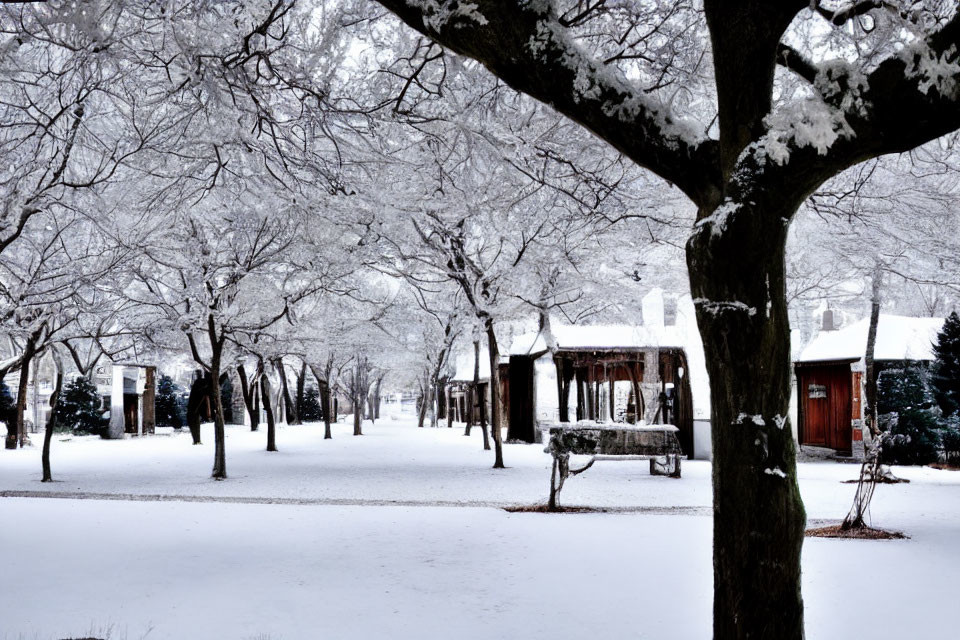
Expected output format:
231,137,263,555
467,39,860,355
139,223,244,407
877,366,941,465
932,311,960,417
0,379,15,433
55,377,105,436
301,386,322,422
877,366,934,415
155,375,184,429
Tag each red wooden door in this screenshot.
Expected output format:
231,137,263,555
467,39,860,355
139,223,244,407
799,364,852,453
800,369,828,446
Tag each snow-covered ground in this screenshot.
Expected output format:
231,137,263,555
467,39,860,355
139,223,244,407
1,406,958,639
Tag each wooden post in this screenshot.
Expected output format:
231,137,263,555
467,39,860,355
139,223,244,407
142,367,156,435
575,368,585,421
555,357,567,422
585,365,595,421
608,364,616,422
447,387,453,428
594,376,601,422
626,362,643,424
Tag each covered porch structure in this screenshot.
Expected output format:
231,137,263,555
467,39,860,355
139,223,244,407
507,325,695,456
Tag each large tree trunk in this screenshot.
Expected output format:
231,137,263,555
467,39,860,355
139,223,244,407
262,375,277,452
687,200,805,640
237,363,260,432
41,357,63,482
486,319,504,468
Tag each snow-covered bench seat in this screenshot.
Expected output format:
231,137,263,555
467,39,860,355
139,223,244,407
542,422,684,509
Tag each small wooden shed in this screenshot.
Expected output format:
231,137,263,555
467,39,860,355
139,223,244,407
506,325,695,456
795,314,944,456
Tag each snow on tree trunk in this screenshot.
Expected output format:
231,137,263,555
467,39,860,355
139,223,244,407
687,198,805,640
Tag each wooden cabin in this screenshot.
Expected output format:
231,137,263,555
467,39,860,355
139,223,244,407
795,314,944,456
506,324,696,457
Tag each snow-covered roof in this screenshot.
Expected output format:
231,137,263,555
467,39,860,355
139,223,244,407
797,314,944,363
509,324,685,356
450,349,509,382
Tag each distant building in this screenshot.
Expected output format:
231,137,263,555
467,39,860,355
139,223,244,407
98,364,158,438
794,314,944,457
444,348,507,426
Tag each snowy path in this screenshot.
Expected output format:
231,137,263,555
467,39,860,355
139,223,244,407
1,412,958,639
0,490,713,514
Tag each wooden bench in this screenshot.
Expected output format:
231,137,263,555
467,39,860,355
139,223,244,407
543,422,684,510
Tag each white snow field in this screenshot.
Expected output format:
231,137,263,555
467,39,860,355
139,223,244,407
1,409,958,640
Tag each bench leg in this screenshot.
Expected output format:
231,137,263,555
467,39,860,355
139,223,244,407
548,453,571,511
548,456,560,511
650,455,681,477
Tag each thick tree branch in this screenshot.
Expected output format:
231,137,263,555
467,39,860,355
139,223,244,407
772,14,960,203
